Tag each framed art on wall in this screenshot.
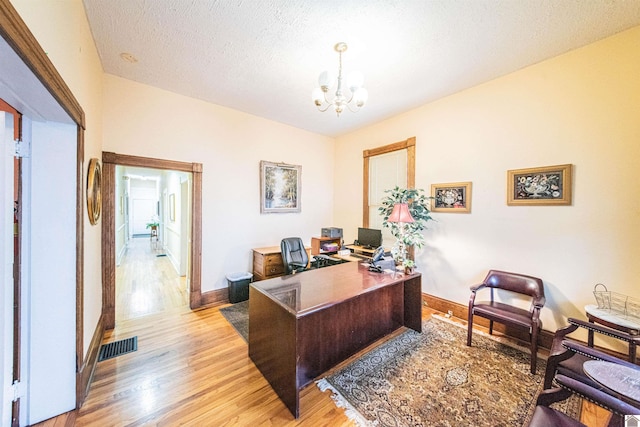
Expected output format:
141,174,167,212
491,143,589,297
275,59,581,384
431,182,472,213
260,161,301,213
507,164,572,206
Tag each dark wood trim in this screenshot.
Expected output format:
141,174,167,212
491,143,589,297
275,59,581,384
0,0,85,128
77,313,103,407
1,0,87,412
101,152,203,329
101,160,116,329
200,288,230,309
362,137,416,227
75,127,86,406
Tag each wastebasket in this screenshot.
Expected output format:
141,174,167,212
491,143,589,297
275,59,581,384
226,272,252,303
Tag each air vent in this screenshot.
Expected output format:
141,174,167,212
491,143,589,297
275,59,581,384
98,337,137,362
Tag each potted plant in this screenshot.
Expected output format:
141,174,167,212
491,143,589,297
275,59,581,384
145,221,159,230
379,187,434,264
403,259,416,274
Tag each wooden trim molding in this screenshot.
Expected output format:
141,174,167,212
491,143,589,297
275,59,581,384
362,136,416,227
77,313,103,407
101,152,203,329
1,0,88,411
0,0,85,128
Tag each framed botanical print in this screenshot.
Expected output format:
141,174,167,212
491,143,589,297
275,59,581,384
507,164,572,206
260,161,301,213
431,182,472,213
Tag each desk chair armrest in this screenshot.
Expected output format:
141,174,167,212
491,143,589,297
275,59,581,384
533,296,546,308
535,386,574,407
561,340,640,370
469,282,487,293
555,374,640,415
569,317,640,342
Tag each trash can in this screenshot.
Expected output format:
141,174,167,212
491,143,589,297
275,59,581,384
226,272,253,303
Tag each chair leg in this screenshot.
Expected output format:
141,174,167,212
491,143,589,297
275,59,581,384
530,327,538,374
467,314,474,346
489,320,493,335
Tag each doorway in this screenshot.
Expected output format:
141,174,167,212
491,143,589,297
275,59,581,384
101,152,203,330
115,165,191,321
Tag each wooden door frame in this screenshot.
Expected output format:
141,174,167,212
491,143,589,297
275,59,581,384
362,136,416,227
0,0,88,409
101,152,203,330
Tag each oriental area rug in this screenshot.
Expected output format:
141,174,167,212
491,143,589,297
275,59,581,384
317,316,581,427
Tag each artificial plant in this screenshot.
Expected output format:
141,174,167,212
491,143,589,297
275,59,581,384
379,186,434,262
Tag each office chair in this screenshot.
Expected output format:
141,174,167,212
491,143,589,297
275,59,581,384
280,237,309,274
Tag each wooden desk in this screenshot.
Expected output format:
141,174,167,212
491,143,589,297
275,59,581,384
248,262,422,418
252,245,311,281
583,360,640,405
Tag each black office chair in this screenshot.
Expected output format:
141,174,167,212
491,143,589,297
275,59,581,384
280,237,309,274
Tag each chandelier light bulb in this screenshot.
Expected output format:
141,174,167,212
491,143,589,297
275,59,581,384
311,42,367,116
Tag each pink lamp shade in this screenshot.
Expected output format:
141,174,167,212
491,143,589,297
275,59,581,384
388,203,415,223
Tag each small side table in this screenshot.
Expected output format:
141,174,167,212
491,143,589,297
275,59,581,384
584,304,640,363
583,360,640,405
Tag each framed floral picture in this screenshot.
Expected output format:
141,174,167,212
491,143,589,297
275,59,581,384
431,182,472,213
507,164,572,206
260,161,301,213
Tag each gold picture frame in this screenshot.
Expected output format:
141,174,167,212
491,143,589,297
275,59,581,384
431,182,472,213
169,193,176,221
260,160,301,214
86,158,102,225
507,164,572,206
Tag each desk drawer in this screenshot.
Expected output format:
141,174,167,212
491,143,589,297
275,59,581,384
264,254,284,276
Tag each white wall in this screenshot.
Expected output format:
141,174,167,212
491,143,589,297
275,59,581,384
335,26,640,345
11,0,105,357
102,75,336,291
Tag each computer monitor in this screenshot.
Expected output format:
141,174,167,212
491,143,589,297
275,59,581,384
357,227,382,249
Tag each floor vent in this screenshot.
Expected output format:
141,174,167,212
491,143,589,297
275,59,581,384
98,337,138,362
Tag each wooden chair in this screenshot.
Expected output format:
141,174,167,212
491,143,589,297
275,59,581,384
529,374,638,427
467,269,546,373
543,317,640,390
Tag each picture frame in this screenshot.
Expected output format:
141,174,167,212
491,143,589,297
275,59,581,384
431,182,472,213
260,161,301,213
169,193,175,221
507,164,572,206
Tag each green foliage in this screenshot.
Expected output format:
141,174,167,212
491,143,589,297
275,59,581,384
379,187,434,249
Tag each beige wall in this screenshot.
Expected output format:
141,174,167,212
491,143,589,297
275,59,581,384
11,0,105,356
335,26,640,341
102,74,336,292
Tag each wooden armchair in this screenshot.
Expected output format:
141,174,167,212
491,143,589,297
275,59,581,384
467,269,546,373
543,317,640,390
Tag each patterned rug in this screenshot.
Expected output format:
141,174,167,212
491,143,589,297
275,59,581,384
219,300,249,342
317,316,581,427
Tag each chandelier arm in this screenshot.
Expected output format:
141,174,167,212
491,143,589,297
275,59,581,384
316,104,333,113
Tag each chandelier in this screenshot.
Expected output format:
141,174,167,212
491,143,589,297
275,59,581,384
312,42,368,116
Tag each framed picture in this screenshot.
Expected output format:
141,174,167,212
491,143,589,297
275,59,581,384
169,193,176,221
260,161,301,213
507,164,572,206
431,182,472,213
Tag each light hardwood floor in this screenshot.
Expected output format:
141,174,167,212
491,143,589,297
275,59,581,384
34,238,609,426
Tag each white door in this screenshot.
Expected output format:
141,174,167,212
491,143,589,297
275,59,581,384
132,199,156,235
0,112,15,426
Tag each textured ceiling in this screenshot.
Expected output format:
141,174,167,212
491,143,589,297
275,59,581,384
82,0,640,137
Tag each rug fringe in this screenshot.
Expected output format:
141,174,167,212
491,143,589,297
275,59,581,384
316,378,373,427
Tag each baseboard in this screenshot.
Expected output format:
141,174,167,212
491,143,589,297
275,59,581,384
422,293,554,350
76,312,104,407
200,287,229,308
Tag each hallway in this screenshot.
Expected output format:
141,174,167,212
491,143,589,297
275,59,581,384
115,236,188,321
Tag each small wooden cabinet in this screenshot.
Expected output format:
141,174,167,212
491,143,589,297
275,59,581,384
252,245,311,281
311,236,341,255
